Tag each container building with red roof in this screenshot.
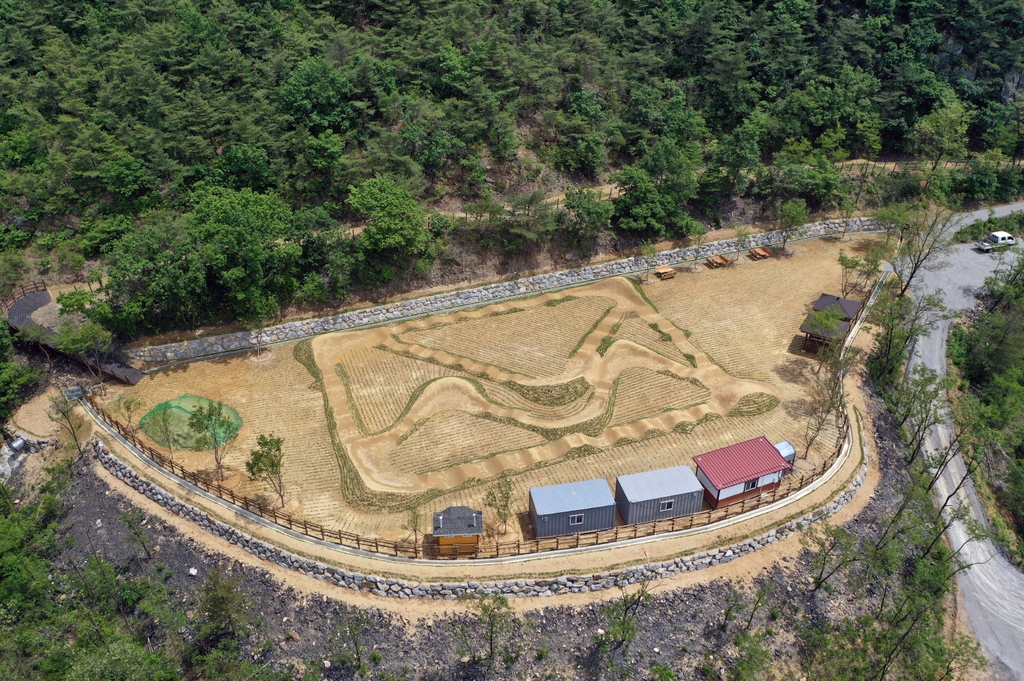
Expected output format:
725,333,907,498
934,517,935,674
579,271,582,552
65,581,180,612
693,436,792,509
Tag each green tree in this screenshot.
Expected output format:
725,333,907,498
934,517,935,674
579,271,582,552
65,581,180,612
47,394,87,466
867,280,947,388
463,594,516,670
777,198,809,251
484,477,514,535
563,186,613,244
837,250,863,297
801,521,859,591
193,570,251,653
188,401,237,482
120,508,152,560
0,322,35,419
349,175,431,285
54,321,112,377
914,94,973,170
279,58,355,134
598,577,653,659
886,203,958,296
245,433,285,507
639,241,658,282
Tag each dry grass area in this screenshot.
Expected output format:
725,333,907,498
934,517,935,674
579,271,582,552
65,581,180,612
103,236,874,540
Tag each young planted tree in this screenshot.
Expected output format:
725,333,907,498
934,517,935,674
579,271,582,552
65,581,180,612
801,521,859,591
777,198,809,252
120,508,152,559
403,503,422,543
245,433,285,507
245,294,278,358
47,394,87,467
331,608,374,674
193,570,251,654
598,576,653,656
113,394,145,434
639,241,658,282
467,594,516,670
188,401,237,482
867,281,947,388
688,231,708,271
837,250,863,297
734,226,752,261
149,405,176,458
484,477,514,535
887,203,958,296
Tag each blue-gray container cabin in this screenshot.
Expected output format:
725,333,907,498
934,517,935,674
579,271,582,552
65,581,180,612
615,465,704,525
529,479,616,538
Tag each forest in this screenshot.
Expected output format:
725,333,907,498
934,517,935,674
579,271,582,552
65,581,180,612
1,0,1024,336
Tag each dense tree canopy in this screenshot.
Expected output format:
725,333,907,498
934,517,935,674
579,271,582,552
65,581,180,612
2,0,1024,334
3,0,1023,226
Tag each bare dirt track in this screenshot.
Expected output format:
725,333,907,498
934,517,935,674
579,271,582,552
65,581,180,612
103,237,874,542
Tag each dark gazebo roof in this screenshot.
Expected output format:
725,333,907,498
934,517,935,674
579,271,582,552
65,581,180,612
800,314,851,340
432,506,483,537
812,294,862,322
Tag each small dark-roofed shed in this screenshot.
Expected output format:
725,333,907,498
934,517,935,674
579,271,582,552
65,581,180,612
432,506,483,556
694,436,792,509
615,465,704,524
529,479,616,538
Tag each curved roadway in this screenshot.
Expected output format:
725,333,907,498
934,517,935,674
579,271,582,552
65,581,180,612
910,202,1024,680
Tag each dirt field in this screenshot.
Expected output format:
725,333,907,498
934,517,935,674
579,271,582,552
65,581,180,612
103,237,874,541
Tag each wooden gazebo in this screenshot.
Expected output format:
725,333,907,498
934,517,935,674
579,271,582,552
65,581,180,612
800,293,861,351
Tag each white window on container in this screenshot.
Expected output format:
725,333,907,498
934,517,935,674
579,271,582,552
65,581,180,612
659,499,674,512
743,478,759,492
568,513,584,526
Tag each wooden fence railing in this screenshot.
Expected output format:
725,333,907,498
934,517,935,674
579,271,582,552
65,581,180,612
84,393,851,561
1,280,47,315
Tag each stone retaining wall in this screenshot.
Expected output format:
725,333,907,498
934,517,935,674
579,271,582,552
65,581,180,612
128,218,881,364
94,437,868,600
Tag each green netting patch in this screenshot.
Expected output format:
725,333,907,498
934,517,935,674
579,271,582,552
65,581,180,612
139,395,242,450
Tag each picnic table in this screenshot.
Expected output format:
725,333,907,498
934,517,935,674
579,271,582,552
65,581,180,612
705,255,728,268
654,265,676,279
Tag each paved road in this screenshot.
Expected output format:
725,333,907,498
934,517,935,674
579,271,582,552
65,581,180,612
909,201,1024,680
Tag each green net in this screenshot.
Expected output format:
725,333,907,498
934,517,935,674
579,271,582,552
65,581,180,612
139,394,242,451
